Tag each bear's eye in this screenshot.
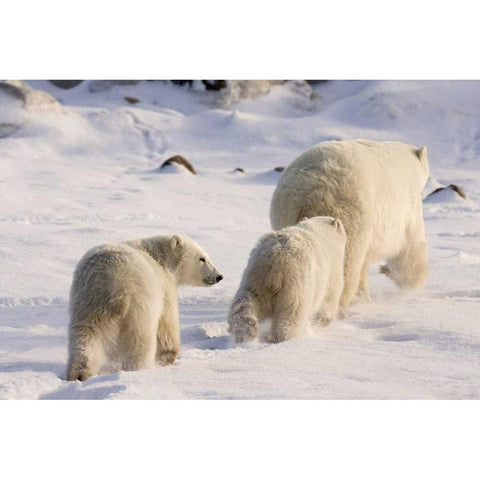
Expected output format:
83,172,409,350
199,257,206,263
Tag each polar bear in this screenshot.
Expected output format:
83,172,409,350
67,234,223,381
228,216,346,343
270,140,429,311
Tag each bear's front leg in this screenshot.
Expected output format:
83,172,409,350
156,297,180,366
339,230,371,312
229,316,258,343
356,258,372,303
67,325,105,381
271,306,307,343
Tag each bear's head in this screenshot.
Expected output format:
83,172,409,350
300,216,347,242
171,235,223,287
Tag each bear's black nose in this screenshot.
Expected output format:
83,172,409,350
216,275,223,282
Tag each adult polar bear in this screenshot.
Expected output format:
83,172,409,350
270,140,429,311
67,235,222,381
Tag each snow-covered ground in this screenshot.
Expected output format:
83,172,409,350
1,80,479,399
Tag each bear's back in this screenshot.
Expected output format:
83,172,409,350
287,139,419,178
245,228,315,282
272,140,426,229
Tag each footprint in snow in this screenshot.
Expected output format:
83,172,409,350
351,320,398,330
430,289,480,299
377,333,420,342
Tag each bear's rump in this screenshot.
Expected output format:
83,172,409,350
71,249,162,323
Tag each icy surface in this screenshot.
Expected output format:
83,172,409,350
1,80,479,399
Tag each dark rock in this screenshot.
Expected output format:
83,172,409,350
0,81,26,102
274,166,285,172
305,80,329,85
233,168,245,174
379,265,391,276
160,155,196,174
124,96,140,104
426,184,467,200
49,80,83,89
171,80,193,87
202,80,228,91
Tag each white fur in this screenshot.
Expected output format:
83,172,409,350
228,216,346,343
270,140,429,311
66,234,222,381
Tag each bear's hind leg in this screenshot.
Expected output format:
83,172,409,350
271,302,307,343
315,282,343,326
228,290,262,343
67,325,105,381
156,299,180,366
383,240,428,289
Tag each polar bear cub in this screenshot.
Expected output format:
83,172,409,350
270,140,430,311
228,216,346,343
67,234,222,381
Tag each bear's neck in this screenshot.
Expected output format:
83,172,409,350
126,239,179,280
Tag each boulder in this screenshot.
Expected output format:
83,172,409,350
124,96,140,104
49,80,83,89
202,80,228,91
424,184,467,203
160,155,196,175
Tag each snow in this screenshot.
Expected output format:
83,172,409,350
1,80,480,399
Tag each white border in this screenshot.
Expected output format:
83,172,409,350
2,401,478,479
2,1,479,78
2,2,478,476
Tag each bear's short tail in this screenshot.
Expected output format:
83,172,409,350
228,290,260,343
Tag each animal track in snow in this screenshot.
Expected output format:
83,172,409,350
377,333,420,342
125,111,166,156
351,320,398,330
430,289,480,300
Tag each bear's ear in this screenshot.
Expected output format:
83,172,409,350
333,218,345,234
416,146,429,176
416,146,427,163
170,235,182,251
